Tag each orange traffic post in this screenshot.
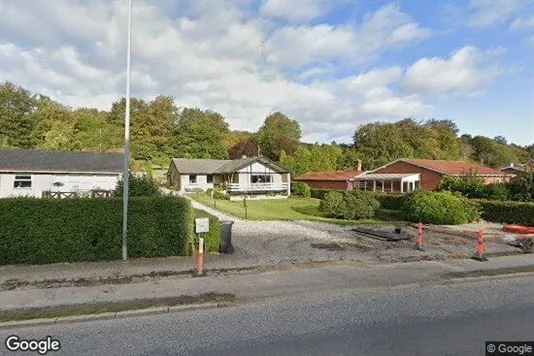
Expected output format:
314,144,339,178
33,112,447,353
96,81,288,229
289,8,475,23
414,222,425,251
472,229,488,262
193,237,206,277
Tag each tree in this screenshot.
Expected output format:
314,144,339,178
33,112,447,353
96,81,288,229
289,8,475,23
169,108,229,159
256,112,301,161
229,138,259,159
0,82,39,148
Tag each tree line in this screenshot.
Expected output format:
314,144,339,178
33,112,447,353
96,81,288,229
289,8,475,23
1,81,532,175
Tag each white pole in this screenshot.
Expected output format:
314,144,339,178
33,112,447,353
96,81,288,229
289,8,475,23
122,0,132,260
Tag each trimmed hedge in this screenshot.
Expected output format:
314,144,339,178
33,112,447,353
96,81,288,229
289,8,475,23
370,193,406,210
319,190,380,220
0,196,194,265
472,199,534,226
401,190,480,225
292,181,311,198
310,188,333,200
193,209,221,253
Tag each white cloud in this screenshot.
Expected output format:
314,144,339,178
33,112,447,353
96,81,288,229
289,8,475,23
0,0,435,143
466,0,529,28
259,0,330,23
510,16,534,30
401,46,503,96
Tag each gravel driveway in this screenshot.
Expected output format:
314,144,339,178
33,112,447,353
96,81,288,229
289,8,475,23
185,196,523,268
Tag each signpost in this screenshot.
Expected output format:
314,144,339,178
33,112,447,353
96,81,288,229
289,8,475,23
194,218,209,277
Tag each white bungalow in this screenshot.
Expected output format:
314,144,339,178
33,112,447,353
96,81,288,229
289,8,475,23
167,156,291,200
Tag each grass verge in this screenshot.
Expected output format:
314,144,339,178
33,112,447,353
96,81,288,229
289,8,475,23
0,292,236,323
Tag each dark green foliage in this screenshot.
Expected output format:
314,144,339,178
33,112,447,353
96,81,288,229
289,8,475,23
193,209,221,253
369,193,406,210
401,190,480,225
472,199,534,226
310,188,334,200
507,171,534,202
207,189,229,200
482,183,509,201
437,173,486,198
0,196,194,265
319,191,380,220
291,181,311,198
113,173,161,197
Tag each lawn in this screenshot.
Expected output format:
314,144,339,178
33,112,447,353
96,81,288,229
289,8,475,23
188,193,404,225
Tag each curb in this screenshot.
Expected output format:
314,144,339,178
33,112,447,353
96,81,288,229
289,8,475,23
0,302,226,330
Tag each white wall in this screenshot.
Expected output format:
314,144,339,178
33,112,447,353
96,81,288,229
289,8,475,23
238,162,282,184
179,174,214,192
0,173,120,198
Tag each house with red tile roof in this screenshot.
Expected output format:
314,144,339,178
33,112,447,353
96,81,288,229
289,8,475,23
353,158,513,194
294,160,365,190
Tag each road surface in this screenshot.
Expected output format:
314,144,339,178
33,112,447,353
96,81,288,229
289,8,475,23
2,275,534,356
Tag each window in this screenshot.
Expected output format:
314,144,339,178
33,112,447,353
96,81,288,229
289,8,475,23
189,175,197,184
207,175,213,184
251,175,272,183
14,175,32,188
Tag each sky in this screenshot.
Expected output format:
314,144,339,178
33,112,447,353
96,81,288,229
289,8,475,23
1,0,533,146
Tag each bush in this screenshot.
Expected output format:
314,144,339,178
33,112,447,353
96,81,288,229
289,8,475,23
114,173,161,197
292,181,311,198
319,191,379,220
370,193,406,210
482,183,509,201
311,188,337,200
401,190,480,225
0,196,194,265
193,209,221,253
507,171,534,202
437,175,486,199
472,199,534,226
185,187,204,193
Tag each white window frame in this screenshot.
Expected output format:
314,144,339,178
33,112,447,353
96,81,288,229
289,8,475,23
14,174,32,188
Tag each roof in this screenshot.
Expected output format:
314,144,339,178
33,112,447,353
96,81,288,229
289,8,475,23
373,158,507,176
0,148,123,174
171,156,290,174
171,158,231,174
354,173,419,181
295,171,365,181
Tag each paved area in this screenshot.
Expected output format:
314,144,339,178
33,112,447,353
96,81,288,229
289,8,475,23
2,268,534,356
0,195,524,291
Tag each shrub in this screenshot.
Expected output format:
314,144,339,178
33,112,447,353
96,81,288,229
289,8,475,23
185,187,204,193
114,173,161,197
370,193,406,210
437,175,486,199
507,171,534,202
482,183,509,201
292,181,311,198
193,209,221,253
472,199,534,226
0,196,194,265
401,190,480,225
311,188,337,200
213,190,229,200
319,191,346,219
319,191,379,220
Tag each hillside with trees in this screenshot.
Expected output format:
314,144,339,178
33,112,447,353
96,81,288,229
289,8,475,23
1,81,532,175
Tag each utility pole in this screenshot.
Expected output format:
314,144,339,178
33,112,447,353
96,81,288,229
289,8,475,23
122,0,132,260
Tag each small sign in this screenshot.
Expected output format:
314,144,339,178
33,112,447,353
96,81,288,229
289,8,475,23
195,218,209,234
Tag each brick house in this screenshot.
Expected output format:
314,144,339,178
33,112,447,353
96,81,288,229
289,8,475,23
500,160,534,175
295,160,365,190
352,158,513,194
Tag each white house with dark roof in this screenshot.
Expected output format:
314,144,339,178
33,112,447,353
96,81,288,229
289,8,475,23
167,155,291,199
0,148,123,198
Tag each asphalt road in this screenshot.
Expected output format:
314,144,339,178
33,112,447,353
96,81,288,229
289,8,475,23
2,275,534,356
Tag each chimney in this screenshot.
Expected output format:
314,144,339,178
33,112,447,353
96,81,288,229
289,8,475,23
510,162,514,167
355,159,362,171
242,155,247,159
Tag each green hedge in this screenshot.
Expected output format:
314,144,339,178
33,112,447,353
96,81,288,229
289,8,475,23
311,188,339,200
193,209,221,253
292,181,311,198
472,199,534,226
319,190,380,220
401,190,480,225
369,193,405,210
0,196,194,265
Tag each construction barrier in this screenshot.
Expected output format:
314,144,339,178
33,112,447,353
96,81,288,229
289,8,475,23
472,229,488,262
414,222,424,251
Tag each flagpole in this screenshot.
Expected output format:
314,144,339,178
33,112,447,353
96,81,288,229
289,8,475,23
122,0,132,260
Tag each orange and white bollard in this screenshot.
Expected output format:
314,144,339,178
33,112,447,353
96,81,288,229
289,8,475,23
194,237,206,277
414,222,425,251
472,229,488,262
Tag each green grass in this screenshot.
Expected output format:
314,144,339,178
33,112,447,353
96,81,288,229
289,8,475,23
188,193,405,225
